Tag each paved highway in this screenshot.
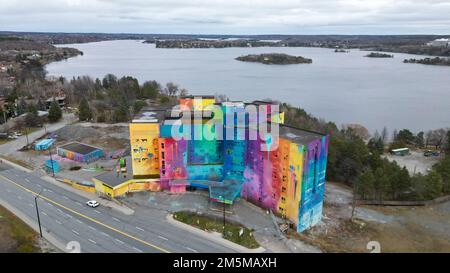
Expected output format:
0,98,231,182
0,165,236,253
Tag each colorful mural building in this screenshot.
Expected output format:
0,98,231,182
57,142,105,163
118,96,328,233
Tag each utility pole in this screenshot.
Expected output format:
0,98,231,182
34,190,43,238
25,127,29,148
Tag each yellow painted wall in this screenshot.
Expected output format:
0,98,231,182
285,142,303,225
61,178,96,193
93,178,114,197
129,123,160,177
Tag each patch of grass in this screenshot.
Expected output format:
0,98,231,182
0,155,33,170
173,211,260,249
0,205,40,253
0,139,10,145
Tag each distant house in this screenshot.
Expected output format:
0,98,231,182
45,96,66,109
426,38,450,48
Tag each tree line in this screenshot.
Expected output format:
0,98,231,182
281,102,450,202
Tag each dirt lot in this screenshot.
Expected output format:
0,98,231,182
297,182,450,252
384,150,440,175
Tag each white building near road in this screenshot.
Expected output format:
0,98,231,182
426,38,450,47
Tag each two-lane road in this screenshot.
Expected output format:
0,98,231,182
0,166,236,253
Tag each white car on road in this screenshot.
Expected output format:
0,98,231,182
86,200,99,208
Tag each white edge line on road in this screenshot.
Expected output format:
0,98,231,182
185,247,198,253
72,229,79,235
136,226,144,231
88,239,97,245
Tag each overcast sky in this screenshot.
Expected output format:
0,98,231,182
1,0,450,34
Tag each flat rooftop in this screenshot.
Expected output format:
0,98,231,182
58,142,102,155
94,159,133,187
279,124,326,145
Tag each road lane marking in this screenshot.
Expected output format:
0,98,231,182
115,239,124,244
62,196,69,200
185,247,198,253
42,211,48,216
0,173,169,253
75,202,82,206
65,213,73,218
88,239,97,245
133,247,143,253
158,235,168,241
136,226,144,232
101,232,110,237
94,210,101,214
28,203,33,208
88,226,96,231
56,220,62,225
72,230,79,235
25,178,30,182
112,217,120,222
76,219,83,224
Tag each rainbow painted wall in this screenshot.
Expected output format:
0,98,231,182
129,97,329,233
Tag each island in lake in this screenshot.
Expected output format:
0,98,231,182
235,53,312,65
365,52,394,58
403,57,450,66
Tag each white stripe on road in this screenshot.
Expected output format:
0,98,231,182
28,203,33,207
62,196,69,200
76,219,83,224
88,226,96,231
136,226,144,232
88,239,97,245
94,210,101,214
25,178,30,182
42,211,48,216
158,235,168,241
115,239,124,244
75,202,82,206
133,247,143,253
185,247,198,253
101,232,110,237
112,217,120,222
72,230,79,235
65,213,72,218
56,220,62,225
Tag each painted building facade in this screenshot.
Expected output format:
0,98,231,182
128,97,329,233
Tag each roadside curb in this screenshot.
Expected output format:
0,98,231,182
166,214,266,253
0,197,66,253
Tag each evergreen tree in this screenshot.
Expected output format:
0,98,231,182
78,97,92,121
17,98,28,115
48,99,62,122
24,104,40,127
356,169,375,199
424,170,443,199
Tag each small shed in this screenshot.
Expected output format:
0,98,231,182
35,138,55,151
45,159,60,173
390,148,410,156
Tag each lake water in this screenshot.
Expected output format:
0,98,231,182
46,40,450,133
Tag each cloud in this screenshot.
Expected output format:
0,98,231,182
0,0,449,34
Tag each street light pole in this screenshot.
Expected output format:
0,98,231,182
25,127,29,148
34,190,43,238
